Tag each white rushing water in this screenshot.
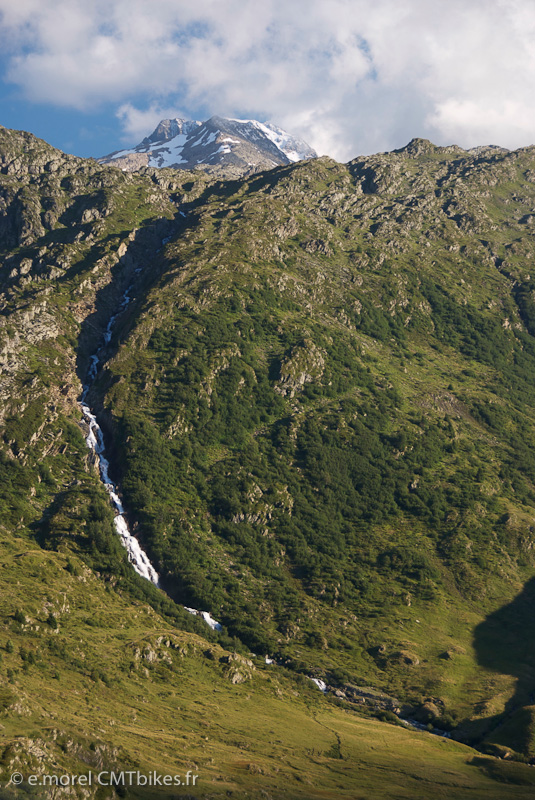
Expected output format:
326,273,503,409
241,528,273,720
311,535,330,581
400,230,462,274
184,607,223,631
79,277,223,631
80,286,160,586
81,402,160,585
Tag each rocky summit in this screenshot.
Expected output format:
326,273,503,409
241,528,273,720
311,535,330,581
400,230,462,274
99,115,317,176
3,123,535,798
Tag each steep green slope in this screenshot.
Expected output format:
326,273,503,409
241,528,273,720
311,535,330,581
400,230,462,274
2,123,535,795
95,142,535,754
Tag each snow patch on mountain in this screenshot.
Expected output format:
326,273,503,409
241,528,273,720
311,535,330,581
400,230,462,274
229,118,315,162
99,115,317,173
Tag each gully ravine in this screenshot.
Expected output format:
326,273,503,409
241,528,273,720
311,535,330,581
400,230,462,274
79,274,222,630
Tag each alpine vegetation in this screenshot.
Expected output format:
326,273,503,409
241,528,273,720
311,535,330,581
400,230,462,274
2,122,535,798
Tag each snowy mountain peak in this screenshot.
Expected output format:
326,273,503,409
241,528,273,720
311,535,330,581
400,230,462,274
140,118,202,147
99,116,317,175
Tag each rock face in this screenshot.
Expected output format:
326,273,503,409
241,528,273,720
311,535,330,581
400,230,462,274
141,118,201,146
0,124,176,429
99,115,317,176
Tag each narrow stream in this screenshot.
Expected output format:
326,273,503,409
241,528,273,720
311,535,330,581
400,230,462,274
79,284,160,585
81,403,160,584
79,273,223,632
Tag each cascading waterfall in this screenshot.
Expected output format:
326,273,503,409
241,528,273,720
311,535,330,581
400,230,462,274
79,283,160,585
78,270,222,630
81,403,160,584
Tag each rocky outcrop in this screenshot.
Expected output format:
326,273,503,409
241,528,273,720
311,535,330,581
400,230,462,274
219,652,255,684
275,339,325,397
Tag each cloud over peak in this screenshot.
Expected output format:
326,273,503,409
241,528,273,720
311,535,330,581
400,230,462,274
0,0,534,160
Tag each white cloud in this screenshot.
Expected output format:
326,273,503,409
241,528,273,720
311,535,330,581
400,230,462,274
429,99,535,149
1,0,535,158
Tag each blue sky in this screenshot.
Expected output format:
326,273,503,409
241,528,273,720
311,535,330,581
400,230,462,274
0,0,534,162
0,89,122,157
